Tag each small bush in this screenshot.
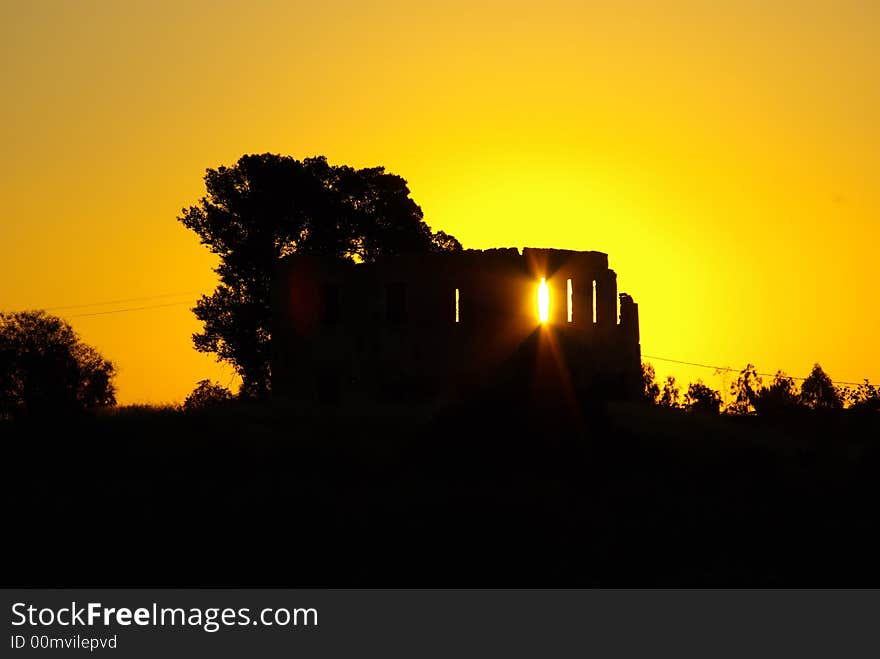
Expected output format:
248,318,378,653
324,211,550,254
183,380,235,412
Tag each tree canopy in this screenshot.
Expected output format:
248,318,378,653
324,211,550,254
658,375,681,409
684,380,723,414
800,363,842,410
0,311,116,419
640,361,660,404
752,371,801,415
179,154,462,398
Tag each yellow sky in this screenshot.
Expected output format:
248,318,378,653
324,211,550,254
2,0,878,404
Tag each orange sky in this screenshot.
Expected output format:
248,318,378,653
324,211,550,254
2,0,878,404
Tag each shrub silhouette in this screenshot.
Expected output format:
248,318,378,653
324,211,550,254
0,311,115,419
183,380,235,412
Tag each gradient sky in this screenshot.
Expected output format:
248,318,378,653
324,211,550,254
2,0,878,404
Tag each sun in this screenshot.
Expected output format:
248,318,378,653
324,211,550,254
537,278,550,323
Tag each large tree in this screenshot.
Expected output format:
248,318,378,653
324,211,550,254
0,311,116,419
179,154,461,399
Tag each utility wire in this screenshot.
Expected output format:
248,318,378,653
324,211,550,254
642,353,873,387
70,300,194,318
44,291,202,312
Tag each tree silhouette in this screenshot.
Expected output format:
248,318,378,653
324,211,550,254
752,371,801,416
179,154,462,398
659,375,681,408
728,364,762,415
684,380,722,414
0,311,115,419
844,379,880,413
799,363,842,411
641,361,660,403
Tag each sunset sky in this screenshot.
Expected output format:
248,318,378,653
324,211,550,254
2,0,878,404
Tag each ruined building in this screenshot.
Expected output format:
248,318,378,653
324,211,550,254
271,248,641,405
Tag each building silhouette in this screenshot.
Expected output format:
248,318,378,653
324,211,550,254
271,247,640,405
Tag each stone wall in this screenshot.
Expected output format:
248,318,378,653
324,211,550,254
271,247,641,404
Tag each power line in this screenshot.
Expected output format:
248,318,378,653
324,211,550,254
44,291,202,312
642,353,873,387
70,300,194,318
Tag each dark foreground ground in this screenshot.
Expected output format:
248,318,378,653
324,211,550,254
3,395,880,586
